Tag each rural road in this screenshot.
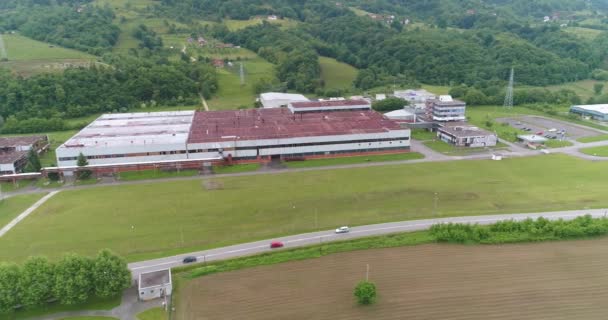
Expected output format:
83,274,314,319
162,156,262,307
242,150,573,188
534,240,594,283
128,208,608,278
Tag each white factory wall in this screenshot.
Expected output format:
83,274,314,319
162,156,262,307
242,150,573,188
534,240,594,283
0,163,16,174
56,143,189,167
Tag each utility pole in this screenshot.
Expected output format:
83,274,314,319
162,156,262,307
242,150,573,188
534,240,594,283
366,264,370,281
433,192,439,217
240,62,245,86
503,67,514,109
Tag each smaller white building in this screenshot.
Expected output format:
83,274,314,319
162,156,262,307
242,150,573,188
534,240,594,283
384,109,416,122
139,269,172,301
375,94,387,101
259,92,309,109
394,89,436,109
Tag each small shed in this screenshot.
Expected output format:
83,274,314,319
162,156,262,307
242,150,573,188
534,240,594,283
138,269,172,301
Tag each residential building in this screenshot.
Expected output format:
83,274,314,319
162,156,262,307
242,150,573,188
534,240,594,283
0,136,49,175
138,269,172,301
437,123,497,147
570,104,608,121
259,92,310,109
425,95,466,122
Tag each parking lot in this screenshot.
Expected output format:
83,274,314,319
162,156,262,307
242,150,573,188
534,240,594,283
496,115,604,140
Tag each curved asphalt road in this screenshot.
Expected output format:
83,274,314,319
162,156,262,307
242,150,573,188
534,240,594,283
128,208,608,278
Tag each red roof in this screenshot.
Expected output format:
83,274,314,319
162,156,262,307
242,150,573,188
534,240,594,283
187,109,401,144
289,99,370,109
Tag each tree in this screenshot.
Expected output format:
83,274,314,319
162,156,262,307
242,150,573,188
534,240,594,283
594,83,604,95
92,249,132,298
0,263,21,313
54,254,94,305
24,149,41,173
354,281,377,305
19,257,55,309
76,153,91,180
372,97,408,112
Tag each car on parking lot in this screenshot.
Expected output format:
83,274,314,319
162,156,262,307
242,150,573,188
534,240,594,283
182,256,197,264
335,226,350,234
523,128,532,131
270,241,284,248
536,131,544,135
548,128,557,132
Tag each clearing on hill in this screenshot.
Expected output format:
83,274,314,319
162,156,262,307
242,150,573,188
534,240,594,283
319,56,358,90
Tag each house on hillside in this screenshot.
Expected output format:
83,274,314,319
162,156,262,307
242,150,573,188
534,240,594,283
212,59,225,68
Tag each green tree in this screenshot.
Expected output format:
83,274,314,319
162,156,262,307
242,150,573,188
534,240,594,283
0,263,21,313
594,83,604,95
24,148,42,172
76,153,92,180
354,281,377,305
19,257,55,309
372,97,408,112
54,254,94,305
92,249,132,298
463,88,488,106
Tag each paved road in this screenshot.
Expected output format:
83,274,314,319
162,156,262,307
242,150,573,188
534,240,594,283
128,208,608,278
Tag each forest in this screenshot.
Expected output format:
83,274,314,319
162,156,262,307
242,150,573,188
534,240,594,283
0,55,218,133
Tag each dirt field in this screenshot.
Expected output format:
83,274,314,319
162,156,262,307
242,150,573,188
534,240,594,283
176,238,608,320
497,115,603,140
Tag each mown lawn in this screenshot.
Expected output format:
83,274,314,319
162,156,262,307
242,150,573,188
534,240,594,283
283,153,424,169
137,308,167,320
319,56,357,90
2,155,608,262
212,164,261,174
580,146,608,157
5,295,120,320
119,169,199,181
578,134,608,143
0,194,46,229
423,140,509,156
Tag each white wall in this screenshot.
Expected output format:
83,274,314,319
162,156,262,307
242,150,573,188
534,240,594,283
0,163,16,174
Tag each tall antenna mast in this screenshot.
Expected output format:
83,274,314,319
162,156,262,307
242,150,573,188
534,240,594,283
503,67,514,109
239,62,245,86
0,34,7,61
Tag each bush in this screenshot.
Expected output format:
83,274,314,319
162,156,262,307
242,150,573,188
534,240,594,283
354,281,377,305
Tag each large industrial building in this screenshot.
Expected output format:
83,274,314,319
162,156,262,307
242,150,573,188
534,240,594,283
55,100,411,171
425,95,466,122
570,104,608,121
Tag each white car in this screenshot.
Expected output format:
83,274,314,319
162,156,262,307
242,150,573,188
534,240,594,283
335,226,350,234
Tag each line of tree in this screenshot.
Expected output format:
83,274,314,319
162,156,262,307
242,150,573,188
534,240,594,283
0,249,131,314
430,215,608,244
0,55,218,133
449,83,582,106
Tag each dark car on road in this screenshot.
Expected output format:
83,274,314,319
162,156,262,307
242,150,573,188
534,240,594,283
182,256,197,263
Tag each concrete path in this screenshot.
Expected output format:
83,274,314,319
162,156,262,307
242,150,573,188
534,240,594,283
0,191,60,237
128,207,608,279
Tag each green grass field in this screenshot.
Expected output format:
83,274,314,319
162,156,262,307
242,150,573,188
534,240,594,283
564,27,603,40
59,317,117,320
212,164,261,174
283,153,424,169
411,129,437,141
207,57,275,110
0,194,46,228
580,146,608,157
423,140,509,156
0,34,97,75
545,79,602,102
544,139,574,148
137,308,167,320
319,56,357,90
6,295,120,320
119,169,199,181
224,18,298,31
577,134,608,143
2,155,608,263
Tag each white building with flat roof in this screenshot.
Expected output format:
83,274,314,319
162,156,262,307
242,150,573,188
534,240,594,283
55,111,195,168
570,104,608,121
259,92,309,108
138,269,172,301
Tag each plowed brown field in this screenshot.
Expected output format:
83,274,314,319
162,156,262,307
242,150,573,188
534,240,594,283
176,238,608,320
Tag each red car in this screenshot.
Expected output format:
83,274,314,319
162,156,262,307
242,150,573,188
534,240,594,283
536,131,544,135
270,241,284,248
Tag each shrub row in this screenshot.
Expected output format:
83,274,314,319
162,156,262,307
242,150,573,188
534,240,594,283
430,215,608,244
0,249,131,314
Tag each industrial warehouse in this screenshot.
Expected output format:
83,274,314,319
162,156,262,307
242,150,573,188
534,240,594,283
55,100,411,173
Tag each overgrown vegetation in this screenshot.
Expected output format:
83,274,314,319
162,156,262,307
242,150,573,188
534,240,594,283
354,281,377,305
